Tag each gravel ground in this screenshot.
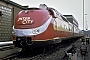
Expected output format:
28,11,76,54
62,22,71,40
10,39,82,60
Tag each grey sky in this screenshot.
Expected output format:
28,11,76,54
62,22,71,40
11,0,90,30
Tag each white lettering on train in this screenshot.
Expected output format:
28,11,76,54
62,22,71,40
18,17,33,24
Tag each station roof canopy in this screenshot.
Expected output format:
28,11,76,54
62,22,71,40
64,15,78,24
63,15,77,22
64,15,79,27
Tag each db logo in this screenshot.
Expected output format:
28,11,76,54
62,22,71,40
18,17,34,24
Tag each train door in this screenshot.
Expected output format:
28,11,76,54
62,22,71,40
53,20,58,36
54,21,57,30
68,23,73,37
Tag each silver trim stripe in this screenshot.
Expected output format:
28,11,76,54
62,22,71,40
13,16,52,36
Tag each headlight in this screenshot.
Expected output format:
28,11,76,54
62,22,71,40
17,38,21,41
25,10,28,14
12,30,16,34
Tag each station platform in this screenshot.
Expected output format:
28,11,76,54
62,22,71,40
0,41,13,46
72,38,90,60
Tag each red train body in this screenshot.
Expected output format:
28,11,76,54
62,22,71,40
12,4,80,48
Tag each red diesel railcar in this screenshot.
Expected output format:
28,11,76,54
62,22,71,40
12,4,80,49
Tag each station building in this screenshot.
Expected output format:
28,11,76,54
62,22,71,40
0,0,27,41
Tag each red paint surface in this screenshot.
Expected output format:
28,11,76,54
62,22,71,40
14,9,50,29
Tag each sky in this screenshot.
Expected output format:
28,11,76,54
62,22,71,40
11,0,90,30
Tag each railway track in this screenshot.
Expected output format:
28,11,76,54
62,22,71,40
0,44,21,60
0,37,80,60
